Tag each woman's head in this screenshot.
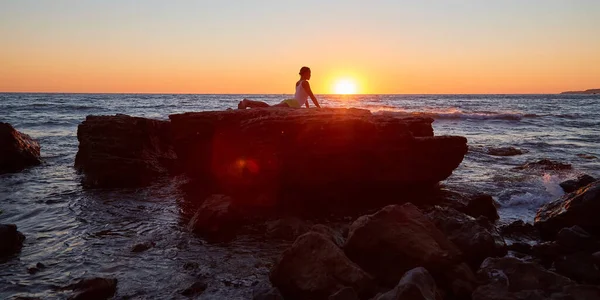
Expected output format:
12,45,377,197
299,66,311,80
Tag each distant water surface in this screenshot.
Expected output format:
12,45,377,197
1,93,599,299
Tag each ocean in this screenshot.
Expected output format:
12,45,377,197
1,93,599,299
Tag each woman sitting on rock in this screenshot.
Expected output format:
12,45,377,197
238,66,321,109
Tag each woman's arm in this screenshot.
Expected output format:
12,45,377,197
302,81,321,108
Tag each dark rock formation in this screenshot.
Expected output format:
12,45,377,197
373,267,440,300
130,241,155,253
560,174,597,193
434,190,499,221
62,277,117,300
578,153,598,160
180,280,208,297
472,257,573,300
310,224,345,248
535,180,600,239
516,159,572,171
487,146,526,156
500,220,540,244
252,281,284,300
0,122,41,174
343,203,475,296
0,224,26,257
329,287,359,300
168,108,467,208
75,114,177,188
554,252,600,284
426,206,507,268
555,226,596,252
561,89,600,95
270,232,376,299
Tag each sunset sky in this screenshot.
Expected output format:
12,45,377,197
1,0,599,94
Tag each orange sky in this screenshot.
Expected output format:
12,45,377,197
1,1,599,94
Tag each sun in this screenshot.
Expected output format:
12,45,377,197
333,79,357,95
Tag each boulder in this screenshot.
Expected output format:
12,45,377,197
310,224,345,248
472,257,573,300
343,203,469,288
169,108,467,209
500,220,541,245
74,114,177,188
270,232,376,299
252,281,284,300
0,122,41,174
434,189,499,221
552,284,600,300
487,146,526,156
555,226,596,252
373,267,440,300
62,277,117,300
426,206,507,268
554,252,600,284
0,224,26,257
535,180,600,239
560,175,597,193
180,280,208,297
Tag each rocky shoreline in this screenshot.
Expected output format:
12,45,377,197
2,107,600,299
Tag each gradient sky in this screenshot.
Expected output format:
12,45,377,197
1,0,599,94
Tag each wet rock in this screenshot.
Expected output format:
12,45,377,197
436,190,499,221
187,194,242,237
487,146,526,156
180,280,208,297
343,203,468,287
556,226,596,252
500,220,541,245
310,224,345,248
473,257,573,300
373,267,439,300
535,180,600,239
560,174,597,193
516,159,572,171
0,122,41,174
27,263,45,275
555,252,600,284
130,241,155,253
74,114,177,188
265,217,310,241
426,206,507,268
0,224,26,257
252,281,284,300
329,287,359,300
508,242,534,255
63,277,117,300
169,109,468,211
270,232,376,299
532,241,564,267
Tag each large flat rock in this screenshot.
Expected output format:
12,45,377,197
168,108,467,195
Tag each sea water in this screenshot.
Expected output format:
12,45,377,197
1,93,599,298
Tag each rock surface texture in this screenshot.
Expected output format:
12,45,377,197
0,122,41,174
535,180,600,239
75,114,177,188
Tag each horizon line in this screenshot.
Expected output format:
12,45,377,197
0,91,578,96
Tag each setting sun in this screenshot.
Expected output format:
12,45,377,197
333,79,358,95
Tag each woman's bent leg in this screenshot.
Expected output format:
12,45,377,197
238,98,271,109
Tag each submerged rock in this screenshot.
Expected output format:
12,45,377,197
0,122,41,174
0,224,26,257
75,114,177,188
343,203,473,294
487,146,526,156
535,180,600,239
63,277,117,300
426,206,507,268
516,159,572,171
373,267,439,300
560,174,597,193
180,280,208,297
187,194,242,237
270,232,376,299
